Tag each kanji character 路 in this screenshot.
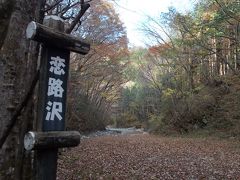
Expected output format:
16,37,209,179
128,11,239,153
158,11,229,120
47,77,64,97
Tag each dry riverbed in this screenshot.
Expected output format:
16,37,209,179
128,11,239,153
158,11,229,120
57,134,240,179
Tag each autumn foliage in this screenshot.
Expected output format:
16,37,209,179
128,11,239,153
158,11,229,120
116,0,240,137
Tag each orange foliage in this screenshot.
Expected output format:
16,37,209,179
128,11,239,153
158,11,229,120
148,43,171,55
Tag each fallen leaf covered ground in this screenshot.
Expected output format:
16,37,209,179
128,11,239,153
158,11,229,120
57,134,240,179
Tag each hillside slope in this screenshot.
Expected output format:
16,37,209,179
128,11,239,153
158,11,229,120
207,75,240,137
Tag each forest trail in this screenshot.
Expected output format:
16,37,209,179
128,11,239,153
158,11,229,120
57,133,240,179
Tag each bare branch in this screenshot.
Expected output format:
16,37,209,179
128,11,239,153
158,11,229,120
44,0,63,12
65,2,90,34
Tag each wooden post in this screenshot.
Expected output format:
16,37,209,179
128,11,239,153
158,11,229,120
26,21,90,54
24,131,80,150
24,14,90,180
36,15,67,180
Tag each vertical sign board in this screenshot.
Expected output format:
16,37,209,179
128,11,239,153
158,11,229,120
36,45,70,180
41,45,70,131
25,17,90,180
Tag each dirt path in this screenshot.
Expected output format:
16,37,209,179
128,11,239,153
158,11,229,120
57,134,240,179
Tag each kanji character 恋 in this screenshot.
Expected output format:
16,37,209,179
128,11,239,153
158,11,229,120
49,56,65,75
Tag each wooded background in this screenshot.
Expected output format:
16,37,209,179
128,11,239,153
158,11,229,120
116,0,240,138
0,0,240,179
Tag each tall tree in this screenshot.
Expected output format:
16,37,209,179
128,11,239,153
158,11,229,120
0,0,45,179
67,0,129,131
0,0,91,178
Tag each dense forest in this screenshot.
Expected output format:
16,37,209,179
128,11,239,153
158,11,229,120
0,0,240,179
116,0,240,138
67,0,240,138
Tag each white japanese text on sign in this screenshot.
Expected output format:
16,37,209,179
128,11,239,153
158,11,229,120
45,56,66,121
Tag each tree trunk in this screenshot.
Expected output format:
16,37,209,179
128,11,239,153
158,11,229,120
0,0,45,179
235,23,240,70
216,39,221,76
0,0,15,49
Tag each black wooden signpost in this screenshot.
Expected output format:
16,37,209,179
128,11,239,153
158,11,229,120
40,46,70,131
23,15,90,180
